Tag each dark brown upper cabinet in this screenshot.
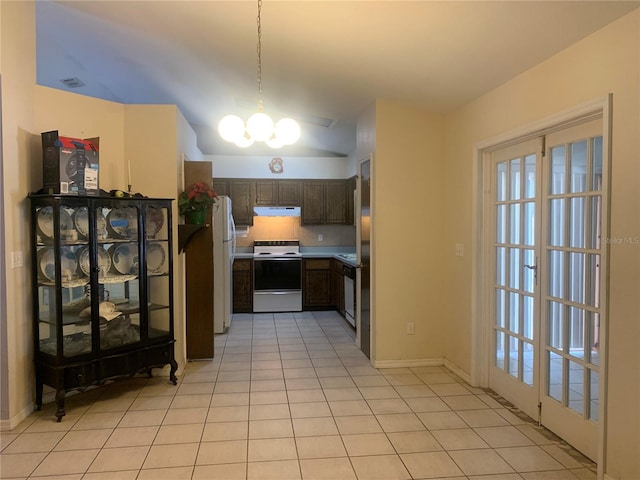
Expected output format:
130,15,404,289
255,180,301,206
302,180,351,225
214,178,353,226
213,179,254,226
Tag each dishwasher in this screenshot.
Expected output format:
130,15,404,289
343,263,356,327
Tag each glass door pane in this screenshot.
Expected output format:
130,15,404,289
99,203,141,350
146,205,172,338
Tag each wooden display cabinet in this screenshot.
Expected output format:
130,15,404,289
29,194,177,421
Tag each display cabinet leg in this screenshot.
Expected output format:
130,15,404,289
169,360,178,385
54,389,66,422
147,368,153,378
35,379,43,411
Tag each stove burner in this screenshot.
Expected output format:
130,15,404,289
253,240,301,257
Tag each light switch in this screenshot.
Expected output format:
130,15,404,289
11,251,24,268
318,234,324,242
455,243,464,257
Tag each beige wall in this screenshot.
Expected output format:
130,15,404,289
443,10,639,479
1,0,38,428
373,100,446,363
124,105,179,198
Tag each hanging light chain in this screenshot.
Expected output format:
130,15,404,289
256,0,263,110
217,0,301,147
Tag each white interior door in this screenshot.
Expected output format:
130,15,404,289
489,137,543,421
539,119,603,461
488,118,605,461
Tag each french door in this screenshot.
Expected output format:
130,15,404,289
489,119,605,461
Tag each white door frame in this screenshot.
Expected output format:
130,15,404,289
470,95,612,478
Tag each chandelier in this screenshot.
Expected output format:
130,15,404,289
218,0,301,148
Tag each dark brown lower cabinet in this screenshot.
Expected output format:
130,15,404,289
233,258,253,313
231,257,352,316
303,258,334,310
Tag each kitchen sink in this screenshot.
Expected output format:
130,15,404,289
338,253,357,261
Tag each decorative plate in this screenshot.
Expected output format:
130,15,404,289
74,207,107,238
74,207,89,238
146,243,166,274
109,243,138,275
39,247,77,281
78,246,112,276
107,208,137,239
146,207,164,238
37,207,73,239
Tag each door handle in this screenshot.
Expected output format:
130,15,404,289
524,264,538,284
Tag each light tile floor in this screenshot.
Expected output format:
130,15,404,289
1,311,597,479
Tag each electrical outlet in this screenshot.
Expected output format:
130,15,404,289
455,243,464,257
318,234,324,242
11,251,24,268
407,322,415,335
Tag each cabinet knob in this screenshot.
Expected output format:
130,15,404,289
162,351,169,358
77,373,84,381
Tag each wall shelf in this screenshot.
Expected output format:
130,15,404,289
178,224,209,253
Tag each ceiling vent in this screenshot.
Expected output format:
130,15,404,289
60,77,85,88
296,113,336,129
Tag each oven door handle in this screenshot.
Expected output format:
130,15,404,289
253,257,302,261
254,290,302,295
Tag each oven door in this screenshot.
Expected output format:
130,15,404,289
253,258,302,312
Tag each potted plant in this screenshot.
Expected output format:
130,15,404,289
178,182,218,225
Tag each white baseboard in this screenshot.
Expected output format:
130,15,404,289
0,403,35,432
373,357,445,369
598,467,640,479
371,357,472,386
443,358,472,384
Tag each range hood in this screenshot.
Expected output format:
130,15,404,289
253,206,301,217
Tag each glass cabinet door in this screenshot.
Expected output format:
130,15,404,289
145,205,171,339
35,202,92,357
97,203,142,350
32,197,174,359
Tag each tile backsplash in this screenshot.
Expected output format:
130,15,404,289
235,216,355,248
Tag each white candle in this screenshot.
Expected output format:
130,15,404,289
127,156,132,192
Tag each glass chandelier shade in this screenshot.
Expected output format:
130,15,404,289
218,113,300,148
217,0,301,149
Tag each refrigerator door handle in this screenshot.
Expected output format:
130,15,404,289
230,211,237,261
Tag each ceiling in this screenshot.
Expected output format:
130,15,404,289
35,1,639,157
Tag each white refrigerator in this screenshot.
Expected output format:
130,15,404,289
213,196,236,334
